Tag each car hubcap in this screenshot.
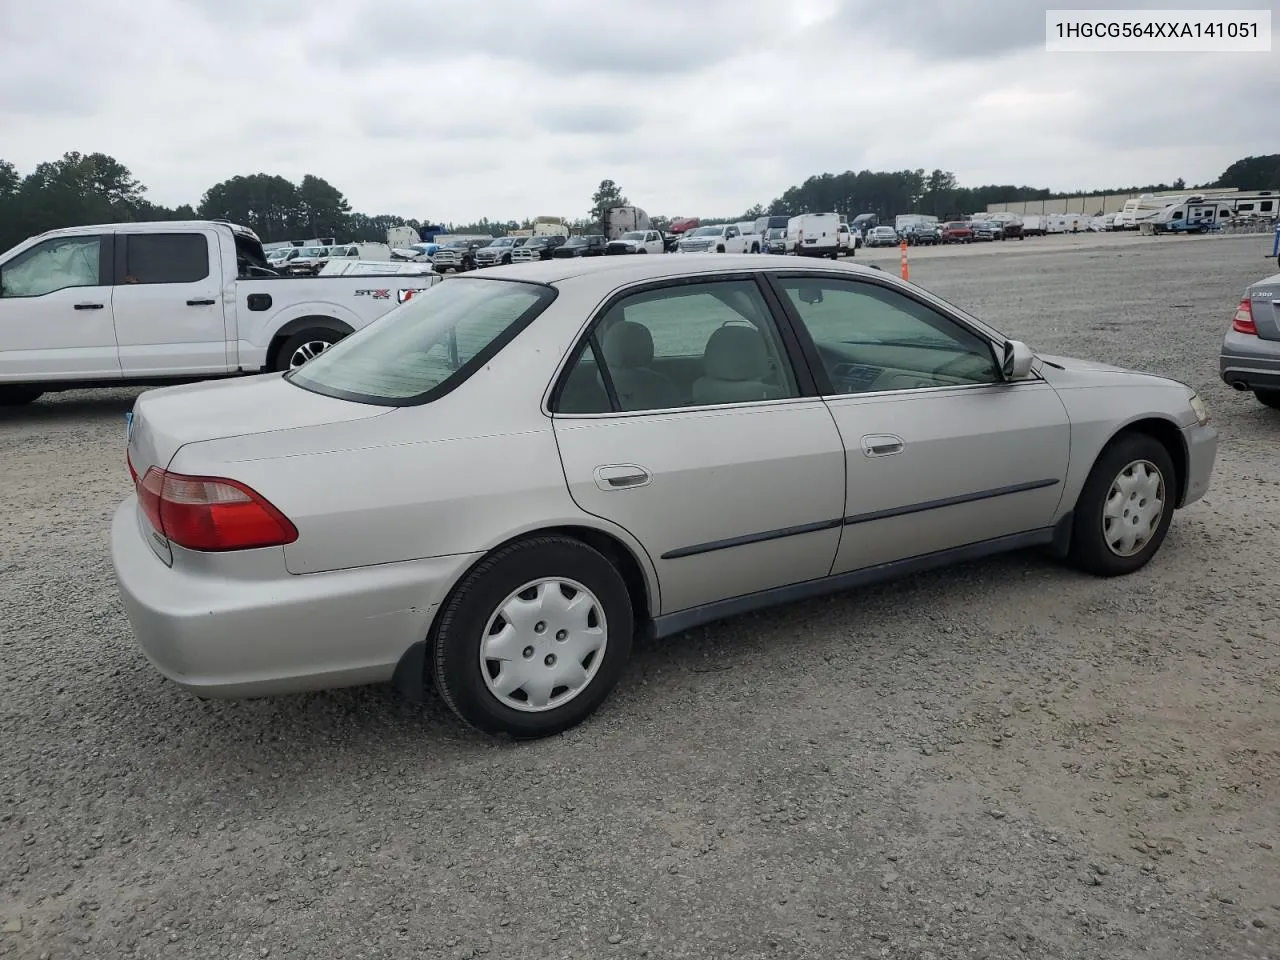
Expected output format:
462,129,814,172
289,340,332,368
479,578,607,712
1102,459,1165,557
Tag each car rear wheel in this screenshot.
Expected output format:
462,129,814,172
0,386,44,406
1066,433,1176,577
1254,388,1280,409
430,536,634,738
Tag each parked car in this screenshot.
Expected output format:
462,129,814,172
474,237,523,269
283,245,333,276
677,224,751,254
1220,271,1280,410
787,213,842,259
970,220,1001,242
111,255,1218,739
996,217,1025,240
0,220,443,405
864,226,900,248
265,248,295,271
605,230,665,255
836,223,859,256
941,221,974,243
511,235,568,263
899,223,941,246
431,238,491,273
764,227,789,254
327,242,394,264
551,235,607,258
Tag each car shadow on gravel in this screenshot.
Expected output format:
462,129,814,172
0,393,141,426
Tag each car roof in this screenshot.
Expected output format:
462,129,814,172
474,253,891,286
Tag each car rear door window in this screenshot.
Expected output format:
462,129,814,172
122,233,210,284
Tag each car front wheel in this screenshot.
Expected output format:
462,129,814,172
1066,433,1176,576
430,536,634,738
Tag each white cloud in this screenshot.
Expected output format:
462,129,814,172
0,0,1275,222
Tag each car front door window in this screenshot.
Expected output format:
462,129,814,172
775,277,1002,394
0,237,102,297
553,279,801,414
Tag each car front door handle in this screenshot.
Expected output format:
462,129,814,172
593,464,652,491
186,298,216,306
861,434,904,457
74,302,104,310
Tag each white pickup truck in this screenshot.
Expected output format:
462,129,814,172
0,220,441,405
676,224,752,254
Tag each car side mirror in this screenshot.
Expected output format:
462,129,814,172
1001,340,1035,380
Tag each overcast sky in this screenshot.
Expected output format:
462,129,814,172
2,0,1276,223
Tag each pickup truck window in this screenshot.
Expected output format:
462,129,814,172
0,236,103,298
122,233,209,285
286,277,557,406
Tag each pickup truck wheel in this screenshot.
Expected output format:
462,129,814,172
0,386,44,406
278,330,344,371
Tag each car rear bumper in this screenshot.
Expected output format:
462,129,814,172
110,497,479,698
1220,329,1280,391
1179,421,1218,508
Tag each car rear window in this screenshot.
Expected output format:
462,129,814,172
286,277,557,406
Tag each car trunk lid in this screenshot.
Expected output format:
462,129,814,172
1247,273,1280,341
125,374,390,562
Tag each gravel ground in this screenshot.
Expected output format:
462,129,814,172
2,231,1278,959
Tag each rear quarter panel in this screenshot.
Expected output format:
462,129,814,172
166,278,664,610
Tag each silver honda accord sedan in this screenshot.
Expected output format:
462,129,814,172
111,255,1219,738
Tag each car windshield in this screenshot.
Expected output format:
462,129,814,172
767,228,785,238
489,238,514,246
286,278,556,405
564,237,588,246
621,231,645,241
690,226,723,237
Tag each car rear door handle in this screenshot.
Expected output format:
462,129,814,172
74,302,104,310
861,434,904,457
593,464,651,490
186,298,216,306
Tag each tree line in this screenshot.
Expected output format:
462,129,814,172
2,151,1276,253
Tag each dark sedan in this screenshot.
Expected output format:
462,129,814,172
551,235,607,258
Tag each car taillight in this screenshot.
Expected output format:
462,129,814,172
1231,298,1257,335
133,466,297,551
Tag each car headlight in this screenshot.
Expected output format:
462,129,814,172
1188,391,1209,425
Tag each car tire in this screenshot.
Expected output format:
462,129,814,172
430,535,635,738
1254,389,1280,410
1065,433,1177,577
276,329,345,371
0,386,44,406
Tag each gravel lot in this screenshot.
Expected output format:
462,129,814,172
2,231,1278,959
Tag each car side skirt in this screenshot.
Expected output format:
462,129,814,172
649,521,1070,641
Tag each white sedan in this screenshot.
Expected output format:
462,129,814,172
112,255,1218,739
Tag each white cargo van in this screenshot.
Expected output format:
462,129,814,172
788,213,841,259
